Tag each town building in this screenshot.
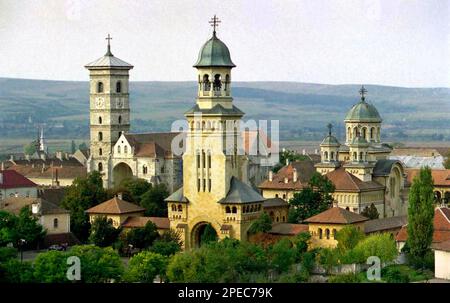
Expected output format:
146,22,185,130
406,168,450,204
0,169,38,200
433,240,450,280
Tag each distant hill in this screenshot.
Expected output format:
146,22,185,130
0,77,449,146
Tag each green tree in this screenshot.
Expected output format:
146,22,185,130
352,233,398,263
0,211,18,246
279,149,309,166
88,216,121,247
292,232,311,257
406,167,435,268
248,212,273,234
269,238,297,273
288,172,335,222
150,240,181,256
119,178,151,203
200,224,218,245
33,250,68,283
69,245,124,283
335,225,365,252
23,142,37,156
140,184,169,217
0,259,35,283
61,171,107,242
78,142,88,150
15,206,46,248
124,221,159,249
124,251,168,283
361,203,380,220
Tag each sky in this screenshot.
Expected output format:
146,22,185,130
0,0,449,87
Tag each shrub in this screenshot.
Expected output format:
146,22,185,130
328,273,363,283
0,247,18,263
0,259,35,283
382,267,410,283
124,251,168,283
352,233,398,263
335,225,365,252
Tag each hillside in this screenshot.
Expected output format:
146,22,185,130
0,77,449,153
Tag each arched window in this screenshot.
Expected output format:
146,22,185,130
353,152,357,161
53,218,58,228
232,206,237,213
224,74,230,91
370,127,375,140
324,151,328,161
98,162,103,171
143,165,148,174
98,116,102,124
225,206,231,213
325,229,330,240
213,74,222,92
208,152,211,168
116,81,122,93
318,228,323,239
98,132,103,141
124,146,128,154
171,204,176,211
196,151,200,169
362,128,367,139
99,148,102,156
118,115,122,124
359,152,363,162
203,74,210,91
282,194,286,200
276,216,279,222
177,204,182,212
333,229,337,239
97,82,104,93
331,151,335,161
269,211,275,221
347,127,352,140
117,146,121,154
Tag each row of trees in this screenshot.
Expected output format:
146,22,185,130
61,172,169,242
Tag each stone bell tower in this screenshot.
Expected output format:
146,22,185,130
85,35,133,187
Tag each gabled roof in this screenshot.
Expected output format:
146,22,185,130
373,159,401,176
364,215,407,234
326,167,384,192
406,169,450,187
0,170,37,189
185,104,244,117
86,197,145,215
1,197,69,215
219,177,265,204
165,187,188,203
121,216,170,229
259,160,316,190
263,197,289,208
304,207,369,224
123,132,182,158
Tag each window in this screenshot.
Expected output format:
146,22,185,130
124,146,128,154
98,116,102,124
98,162,103,172
116,81,122,93
143,165,148,174
98,132,103,141
283,194,286,200
53,218,58,229
208,179,211,192
99,148,102,156
318,228,323,239
333,229,337,239
225,206,231,213
196,152,200,169
97,82,104,93
224,74,230,91
208,153,211,168
203,179,206,192
325,229,330,240
171,204,176,211
282,216,286,222
213,74,222,92
118,115,122,124
177,204,182,212
197,179,200,192
232,206,237,214
202,74,210,91
26,191,30,198
202,150,206,168
117,146,121,154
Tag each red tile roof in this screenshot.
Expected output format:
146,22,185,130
326,167,384,192
269,223,309,235
406,169,450,187
304,206,369,224
259,160,316,190
86,197,145,215
121,216,170,229
0,170,37,189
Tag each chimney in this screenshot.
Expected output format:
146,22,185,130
1,162,4,171
117,192,123,200
293,168,298,183
284,177,288,184
269,171,273,182
56,151,63,161
286,158,290,166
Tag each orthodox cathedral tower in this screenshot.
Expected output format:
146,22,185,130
85,35,133,187
166,16,265,249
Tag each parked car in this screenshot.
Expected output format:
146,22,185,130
48,243,68,251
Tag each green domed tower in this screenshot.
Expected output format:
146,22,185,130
344,86,382,144
316,124,341,174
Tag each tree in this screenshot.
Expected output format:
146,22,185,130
23,142,37,156
0,211,18,246
78,142,88,150
352,233,398,263
88,216,121,247
69,245,124,283
0,259,35,283
269,238,297,273
140,184,169,217
70,140,76,154
288,172,335,223
361,203,380,220
61,171,107,242
15,207,46,248
33,250,68,283
150,239,181,257
248,212,273,234
124,251,168,283
335,225,365,252
200,224,218,245
119,178,151,203
292,232,311,257
124,221,159,249
407,167,435,268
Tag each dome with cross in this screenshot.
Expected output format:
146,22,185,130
345,86,381,123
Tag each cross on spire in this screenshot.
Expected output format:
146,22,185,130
209,15,221,35
359,85,367,101
105,34,113,56
327,123,333,136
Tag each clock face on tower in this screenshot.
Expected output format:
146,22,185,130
116,98,123,108
95,97,105,109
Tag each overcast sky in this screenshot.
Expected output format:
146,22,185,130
0,0,449,87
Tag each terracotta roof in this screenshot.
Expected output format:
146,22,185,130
0,170,37,189
263,197,289,208
7,164,87,180
304,206,369,224
121,216,170,229
326,167,384,192
406,168,450,187
86,197,145,215
1,197,69,215
124,132,183,158
433,239,450,252
364,215,407,234
269,223,309,235
396,207,450,243
259,160,316,190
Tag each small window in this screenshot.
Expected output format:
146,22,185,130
225,206,231,213
98,116,102,124
117,146,121,154
98,162,103,172
97,82,104,93
98,132,103,141
118,115,122,124
232,206,237,214
177,204,182,212
318,228,323,239
171,204,176,212
116,81,122,93
143,165,148,174
53,218,58,228
333,229,337,239
124,146,128,154
99,148,103,156
325,229,330,240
